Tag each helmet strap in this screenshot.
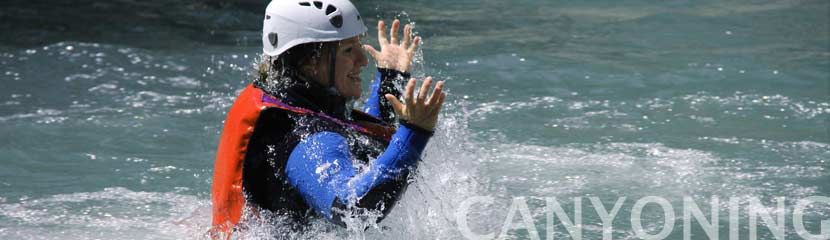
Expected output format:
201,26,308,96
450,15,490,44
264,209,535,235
327,44,338,89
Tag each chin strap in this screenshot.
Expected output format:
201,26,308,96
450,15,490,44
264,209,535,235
328,44,338,89
322,43,350,101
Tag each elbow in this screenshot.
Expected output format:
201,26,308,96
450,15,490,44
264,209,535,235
327,175,412,228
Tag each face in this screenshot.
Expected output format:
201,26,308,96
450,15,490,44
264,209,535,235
308,36,369,99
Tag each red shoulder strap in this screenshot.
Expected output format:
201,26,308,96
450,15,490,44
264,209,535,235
260,92,396,141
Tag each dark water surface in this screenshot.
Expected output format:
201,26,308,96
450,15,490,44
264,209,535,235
1,0,828,239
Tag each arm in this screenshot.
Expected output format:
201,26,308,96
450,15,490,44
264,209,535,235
363,68,410,123
285,124,431,226
289,55,446,227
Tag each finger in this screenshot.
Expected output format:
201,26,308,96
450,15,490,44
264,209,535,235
389,19,400,45
429,91,446,116
363,44,379,60
384,94,404,118
377,21,388,46
402,24,411,47
404,78,416,108
417,77,433,105
407,36,421,53
425,80,444,106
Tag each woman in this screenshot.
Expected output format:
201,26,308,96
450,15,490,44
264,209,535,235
210,0,446,235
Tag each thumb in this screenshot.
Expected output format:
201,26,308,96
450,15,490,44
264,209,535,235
385,94,405,119
363,44,380,60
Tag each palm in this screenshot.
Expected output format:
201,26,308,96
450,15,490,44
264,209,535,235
364,20,420,73
385,77,445,131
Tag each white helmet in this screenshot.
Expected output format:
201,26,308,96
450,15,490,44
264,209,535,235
262,0,368,57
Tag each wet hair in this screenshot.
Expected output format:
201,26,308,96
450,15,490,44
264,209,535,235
255,41,338,92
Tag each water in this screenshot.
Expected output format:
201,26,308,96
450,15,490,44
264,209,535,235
1,0,828,239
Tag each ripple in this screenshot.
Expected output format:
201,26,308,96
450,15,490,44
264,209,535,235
0,187,210,240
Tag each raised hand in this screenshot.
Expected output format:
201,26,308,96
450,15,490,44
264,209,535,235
384,77,446,131
364,19,421,73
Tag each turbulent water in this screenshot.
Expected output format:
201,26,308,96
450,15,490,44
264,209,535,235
1,0,828,239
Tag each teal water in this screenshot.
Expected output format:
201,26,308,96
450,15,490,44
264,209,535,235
0,0,828,239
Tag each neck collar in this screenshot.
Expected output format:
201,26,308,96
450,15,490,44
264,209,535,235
256,75,351,120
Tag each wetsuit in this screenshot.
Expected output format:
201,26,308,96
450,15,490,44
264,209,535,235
211,68,429,232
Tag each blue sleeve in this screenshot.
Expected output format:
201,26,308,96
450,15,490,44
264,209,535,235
284,124,430,221
363,68,410,124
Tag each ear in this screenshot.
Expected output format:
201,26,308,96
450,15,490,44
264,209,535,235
299,62,314,77
298,57,319,79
